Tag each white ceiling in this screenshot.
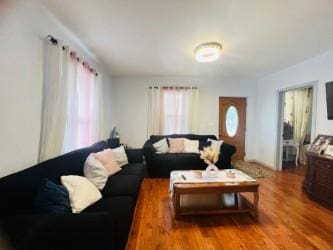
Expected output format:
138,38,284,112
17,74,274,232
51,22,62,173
41,0,333,78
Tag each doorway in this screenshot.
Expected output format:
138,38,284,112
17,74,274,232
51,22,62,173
276,84,316,172
219,97,246,160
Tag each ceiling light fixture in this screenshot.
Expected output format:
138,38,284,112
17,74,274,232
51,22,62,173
194,42,222,63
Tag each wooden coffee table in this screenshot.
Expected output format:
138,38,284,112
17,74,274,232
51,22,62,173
171,170,260,218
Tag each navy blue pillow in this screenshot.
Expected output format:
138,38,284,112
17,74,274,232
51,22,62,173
199,140,212,150
35,178,71,214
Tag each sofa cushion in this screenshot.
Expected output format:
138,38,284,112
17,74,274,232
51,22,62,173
102,174,142,197
125,149,144,164
118,163,145,177
84,196,135,250
4,212,116,250
155,153,204,167
84,196,135,215
148,152,207,177
0,213,48,246
34,178,71,214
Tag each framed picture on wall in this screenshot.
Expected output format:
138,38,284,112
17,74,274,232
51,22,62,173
308,135,333,154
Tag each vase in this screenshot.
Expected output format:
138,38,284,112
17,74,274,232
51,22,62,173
203,164,219,177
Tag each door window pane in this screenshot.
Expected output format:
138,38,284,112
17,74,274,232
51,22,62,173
226,106,238,137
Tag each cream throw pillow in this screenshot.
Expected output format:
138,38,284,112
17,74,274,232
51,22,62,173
184,139,199,153
84,154,113,190
208,138,224,153
111,146,128,167
153,138,169,154
95,149,122,175
61,175,102,213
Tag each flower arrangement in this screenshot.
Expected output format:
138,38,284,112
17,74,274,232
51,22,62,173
200,146,219,177
200,145,219,166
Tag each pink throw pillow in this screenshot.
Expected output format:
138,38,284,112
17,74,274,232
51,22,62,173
95,149,120,175
168,138,185,153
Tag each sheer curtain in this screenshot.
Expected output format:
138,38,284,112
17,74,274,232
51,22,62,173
147,86,199,136
184,87,199,133
39,38,103,162
63,57,102,152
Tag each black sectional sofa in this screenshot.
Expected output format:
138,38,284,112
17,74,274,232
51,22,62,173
143,134,236,177
0,140,145,250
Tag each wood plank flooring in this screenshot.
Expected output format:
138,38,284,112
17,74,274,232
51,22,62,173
126,167,333,250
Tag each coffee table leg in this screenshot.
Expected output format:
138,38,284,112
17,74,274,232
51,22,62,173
173,191,181,218
253,191,259,218
234,193,239,207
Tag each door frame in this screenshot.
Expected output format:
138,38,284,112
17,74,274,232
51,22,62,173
219,96,247,160
275,81,318,171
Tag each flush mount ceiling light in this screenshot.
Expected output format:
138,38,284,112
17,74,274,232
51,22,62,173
194,42,222,63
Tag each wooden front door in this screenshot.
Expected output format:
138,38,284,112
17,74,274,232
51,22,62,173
219,97,246,160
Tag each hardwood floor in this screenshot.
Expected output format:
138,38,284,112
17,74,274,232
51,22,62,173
126,168,333,250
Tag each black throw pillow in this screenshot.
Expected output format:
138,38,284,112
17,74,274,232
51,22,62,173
35,178,71,214
199,140,212,150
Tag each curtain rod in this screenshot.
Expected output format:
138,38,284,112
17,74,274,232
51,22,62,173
149,86,198,89
47,35,98,77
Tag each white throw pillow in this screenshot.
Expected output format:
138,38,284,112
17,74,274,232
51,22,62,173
208,138,224,153
112,146,128,167
84,154,116,190
184,139,199,153
61,175,102,213
153,138,169,154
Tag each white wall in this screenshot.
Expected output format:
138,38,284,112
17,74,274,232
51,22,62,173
255,50,333,169
113,76,257,159
0,1,114,177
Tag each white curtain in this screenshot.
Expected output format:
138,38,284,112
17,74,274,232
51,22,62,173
185,88,199,133
293,88,312,145
147,87,162,135
39,41,69,162
63,54,79,153
147,86,199,136
39,39,103,162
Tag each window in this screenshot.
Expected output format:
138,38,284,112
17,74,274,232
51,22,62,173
161,88,186,134
147,86,199,136
63,57,100,153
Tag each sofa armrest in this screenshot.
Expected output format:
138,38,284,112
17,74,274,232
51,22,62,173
143,141,155,160
143,140,154,151
125,148,144,163
143,140,156,174
216,143,236,169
